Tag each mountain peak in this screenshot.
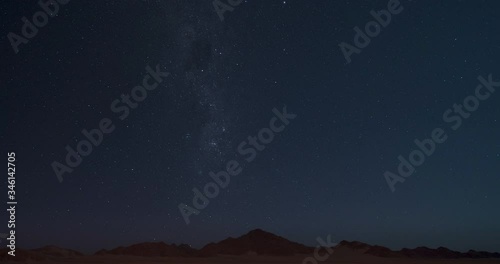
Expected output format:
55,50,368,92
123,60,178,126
338,240,371,249
247,228,267,234
245,229,277,237
199,229,313,256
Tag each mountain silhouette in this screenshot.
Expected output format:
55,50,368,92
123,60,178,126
2,229,499,261
95,241,196,257
338,240,500,259
0,245,83,262
199,228,314,256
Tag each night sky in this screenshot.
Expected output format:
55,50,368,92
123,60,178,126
1,0,500,254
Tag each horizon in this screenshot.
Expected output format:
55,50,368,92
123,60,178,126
1,0,499,260
12,227,499,255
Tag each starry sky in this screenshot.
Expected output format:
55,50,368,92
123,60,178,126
1,0,500,254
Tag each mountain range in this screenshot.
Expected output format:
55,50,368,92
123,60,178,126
1,229,499,262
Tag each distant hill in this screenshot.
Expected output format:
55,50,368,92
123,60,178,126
32,245,84,257
337,240,500,259
0,246,83,262
95,241,196,257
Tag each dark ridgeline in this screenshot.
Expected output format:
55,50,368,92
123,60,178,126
1,229,499,262
0,245,84,262
338,240,500,259
94,241,196,257
95,228,314,257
